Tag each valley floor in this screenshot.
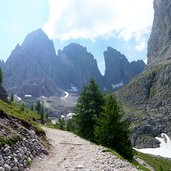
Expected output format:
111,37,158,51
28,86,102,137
29,127,138,171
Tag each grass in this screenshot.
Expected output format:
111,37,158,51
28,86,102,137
46,123,58,129
0,100,44,135
110,148,171,171
135,151,171,171
0,135,21,147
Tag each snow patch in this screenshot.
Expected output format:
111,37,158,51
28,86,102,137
111,80,123,89
61,91,69,99
24,95,32,99
14,95,22,101
136,133,171,158
67,84,78,92
66,113,76,119
61,115,65,118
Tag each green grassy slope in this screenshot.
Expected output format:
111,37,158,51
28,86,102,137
0,100,44,135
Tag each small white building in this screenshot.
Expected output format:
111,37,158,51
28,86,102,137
24,95,32,99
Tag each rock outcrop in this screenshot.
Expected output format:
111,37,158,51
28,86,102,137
147,0,171,64
104,47,145,90
117,64,171,148
117,0,171,148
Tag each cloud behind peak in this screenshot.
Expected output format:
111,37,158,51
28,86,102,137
43,0,153,44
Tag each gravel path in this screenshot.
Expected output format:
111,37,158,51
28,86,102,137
29,127,138,171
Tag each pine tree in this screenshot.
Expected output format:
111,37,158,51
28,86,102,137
36,101,41,114
95,94,133,160
74,79,104,141
10,93,14,102
20,103,25,111
0,67,3,86
40,105,45,124
66,119,76,131
31,104,34,111
58,118,65,130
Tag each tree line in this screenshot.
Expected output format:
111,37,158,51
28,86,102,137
68,79,133,160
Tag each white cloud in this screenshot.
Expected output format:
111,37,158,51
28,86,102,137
43,0,153,43
135,41,146,51
144,58,148,64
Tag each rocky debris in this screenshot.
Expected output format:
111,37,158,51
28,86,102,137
30,127,138,171
0,130,48,171
0,86,8,102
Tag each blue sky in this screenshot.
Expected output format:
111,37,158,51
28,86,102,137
0,0,154,74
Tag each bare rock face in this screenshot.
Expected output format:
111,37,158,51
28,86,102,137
57,43,104,90
117,64,171,147
104,47,145,90
147,0,171,64
117,0,171,148
5,29,62,98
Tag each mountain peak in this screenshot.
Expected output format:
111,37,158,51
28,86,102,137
104,47,145,89
25,28,47,38
22,29,50,47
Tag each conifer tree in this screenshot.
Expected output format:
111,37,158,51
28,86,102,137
20,103,25,111
10,93,14,102
74,79,104,141
58,118,65,130
31,104,34,111
95,94,133,160
40,105,45,124
36,100,41,114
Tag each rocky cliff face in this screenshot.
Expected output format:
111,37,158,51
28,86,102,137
117,0,171,148
5,29,62,98
57,43,104,90
117,63,171,148
147,0,171,64
104,47,145,90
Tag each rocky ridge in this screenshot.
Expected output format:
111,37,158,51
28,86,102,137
2,29,145,98
4,29,63,98
56,43,104,90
